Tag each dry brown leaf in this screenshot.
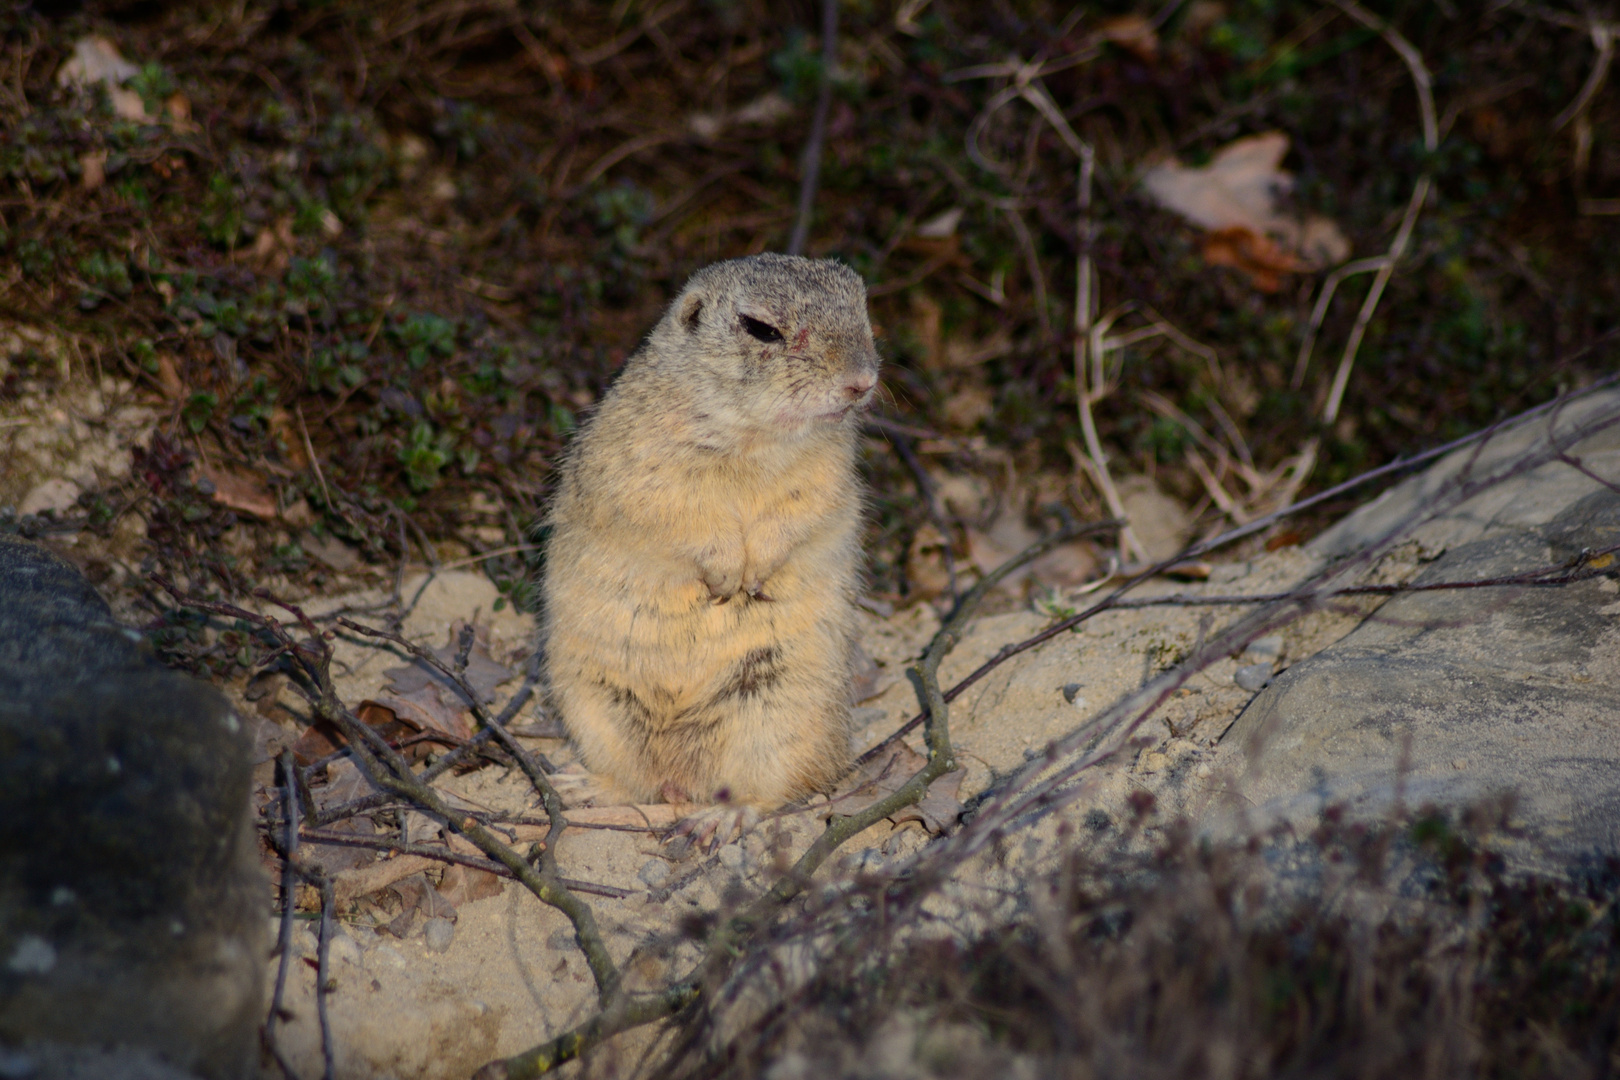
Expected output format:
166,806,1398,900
906,522,953,601
891,767,965,834
361,687,472,744
56,36,152,123
829,743,928,817
438,863,503,908
154,352,184,399
1140,132,1350,289
197,464,277,519
79,150,107,191
383,622,516,706
1099,13,1160,63
1200,226,1307,293
827,744,964,836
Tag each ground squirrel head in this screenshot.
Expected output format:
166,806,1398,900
642,253,880,437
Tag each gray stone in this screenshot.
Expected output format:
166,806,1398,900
637,858,671,888
0,538,264,1078
1233,663,1272,692
422,917,455,954
1243,636,1284,661
1221,485,1620,874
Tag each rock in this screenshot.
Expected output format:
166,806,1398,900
1243,636,1284,662
422,917,455,954
18,480,81,517
370,944,409,972
1233,663,1272,692
0,538,264,1078
1219,408,1620,874
327,931,365,969
637,859,671,889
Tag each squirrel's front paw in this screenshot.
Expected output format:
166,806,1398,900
700,566,743,603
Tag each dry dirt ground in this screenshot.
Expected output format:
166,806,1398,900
4,368,1434,1079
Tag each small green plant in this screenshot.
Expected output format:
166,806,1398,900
182,391,218,434
129,62,176,114
202,173,244,248
307,340,367,394
399,421,454,492
388,312,457,370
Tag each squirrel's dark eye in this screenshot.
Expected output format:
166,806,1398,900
740,315,784,343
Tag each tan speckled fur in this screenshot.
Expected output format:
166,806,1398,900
539,254,880,809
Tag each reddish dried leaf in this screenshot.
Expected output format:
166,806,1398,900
438,863,503,908
197,465,278,519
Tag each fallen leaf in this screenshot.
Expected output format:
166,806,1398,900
828,744,927,817
303,531,359,572
1099,13,1160,63
154,353,184,399
56,36,137,87
197,464,278,519
891,767,965,834
79,150,107,191
1140,132,1350,289
56,36,153,123
1265,530,1305,551
916,207,964,238
303,760,378,874
164,92,198,133
827,744,964,835
383,622,516,705
438,863,503,908
1200,226,1306,294
386,871,457,937
359,689,472,745
849,642,890,704
906,522,953,601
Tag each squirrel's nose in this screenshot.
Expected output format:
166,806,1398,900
843,370,876,400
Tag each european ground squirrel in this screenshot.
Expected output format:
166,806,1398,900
540,254,880,840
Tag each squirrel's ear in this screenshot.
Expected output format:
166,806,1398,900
679,294,704,332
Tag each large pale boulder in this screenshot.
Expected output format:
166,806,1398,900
1219,391,1620,872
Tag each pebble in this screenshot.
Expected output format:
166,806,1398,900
717,844,745,871
328,932,365,968
1234,663,1273,692
1061,683,1085,705
371,944,409,971
637,858,671,888
1244,636,1284,661
422,917,455,954
291,927,319,960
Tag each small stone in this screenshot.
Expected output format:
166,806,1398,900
370,944,409,971
20,479,81,517
637,859,671,888
717,844,745,870
1234,663,1272,692
546,928,574,950
422,917,454,954
328,932,365,968
1061,683,1086,706
1139,751,1169,774
1244,635,1284,661
6,935,56,975
291,926,319,959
